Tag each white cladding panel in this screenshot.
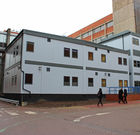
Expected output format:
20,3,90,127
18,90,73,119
3,37,22,93
20,34,129,94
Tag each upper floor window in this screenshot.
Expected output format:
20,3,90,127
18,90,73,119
101,54,106,63
118,57,122,65
88,52,93,61
132,38,139,45
72,49,78,58
123,58,127,65
64,48,70,57
107,21,113,28
47,38,51,42
26,42,34,52
134,60,140,68
82,31,91,38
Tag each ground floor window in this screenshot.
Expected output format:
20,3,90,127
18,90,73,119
119,80,123,87
25,74,33,84
64,76,70,86
124,80,128,87
72,77,78,86
101,79,106,87
88,78,93,87
134,81,140,86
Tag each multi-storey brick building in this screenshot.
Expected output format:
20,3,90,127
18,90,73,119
69,0,140,43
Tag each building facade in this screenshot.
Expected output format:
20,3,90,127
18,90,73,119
0,29,18,93
101,31,140,87
3,29,129,96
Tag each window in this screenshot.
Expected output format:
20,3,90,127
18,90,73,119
93,27,100,33
14,75,17,85
64,48,70,57
101,79,106,87
119,80,123,87
123,58,127,65
124,80,128,87
26,42,34,52
134,81,140,86
118,57,122,65
132,38,139,45
134,60,140,68
46,67,50,72
88,78,93,87
95,72,98,76
88,52,93,61
108,73,110,77
107,21,113,28
95,47,98,51
12,76,14,86
64,76,70,86
72,77,78,86
82,31,91,38
134,60,137,67
101,54,106,63
47,38,51,42
100,25,105,31
72,49,78,58
25,74,33,84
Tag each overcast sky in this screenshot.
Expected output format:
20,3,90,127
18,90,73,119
0,0,112,36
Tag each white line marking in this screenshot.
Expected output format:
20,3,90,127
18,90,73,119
25,111,37,115
5,111,19,116
73,112,111,122
96,112,111,116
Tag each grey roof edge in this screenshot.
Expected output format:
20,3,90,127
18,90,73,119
6,29,128,54
100,30,140,43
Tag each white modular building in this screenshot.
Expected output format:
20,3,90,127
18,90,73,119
101,31,140,87
3,29,129,96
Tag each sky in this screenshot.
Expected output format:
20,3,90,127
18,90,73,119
0,0,112,36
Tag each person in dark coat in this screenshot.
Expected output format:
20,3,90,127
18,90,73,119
123,89,128,104
118,88,124,103
97,88,103,106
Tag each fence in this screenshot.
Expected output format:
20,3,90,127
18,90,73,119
108,87,140,94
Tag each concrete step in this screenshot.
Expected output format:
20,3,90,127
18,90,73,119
0,97,19,106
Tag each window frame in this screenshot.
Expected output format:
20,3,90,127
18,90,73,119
101,54,106,63
64,76,70,86
64,48,70,57
72,77,78,86
88,52,93,61
101,79,106,87
25,74,33,85
26,42,34,52
88,78,94,87
72,49,78,58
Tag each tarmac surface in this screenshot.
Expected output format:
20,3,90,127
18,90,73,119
0,100,140,135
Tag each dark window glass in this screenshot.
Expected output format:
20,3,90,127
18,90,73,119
134,60,137,67
108,73,110,77
72,49,78,58
64,76,70,86
88,52,93,60
88,78,93,87
64,48,70,57
118,57,122,65
95,47,98,51
95,72,98,76
15,75,17,85
47,38,51,42
26,42,34,52
46,67,50,72
135,81,140,86
25,74,33,84
107,50,110,53
72,77,78,86
123,58,127,65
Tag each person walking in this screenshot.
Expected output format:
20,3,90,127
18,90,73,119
118,88,124,104
97,88,103,106
123,89,128,104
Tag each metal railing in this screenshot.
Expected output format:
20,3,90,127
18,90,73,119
108,87,140,94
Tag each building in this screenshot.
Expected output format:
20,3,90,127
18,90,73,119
0,29,18,93
3,29,129,101
69,0,140,43
68,14,114,43
101,31,140,87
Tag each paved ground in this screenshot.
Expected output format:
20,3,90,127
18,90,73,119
0,100,140,135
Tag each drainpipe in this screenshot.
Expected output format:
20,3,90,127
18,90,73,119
6,28,11,47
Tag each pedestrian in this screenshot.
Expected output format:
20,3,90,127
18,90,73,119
118,88,124,104
123,89,128,104
97,88,103,106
